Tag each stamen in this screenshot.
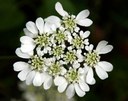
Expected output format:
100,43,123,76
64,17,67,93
34,34,49,47
85,51,100,67
65,68,79,83
29,55,44,71
48,62,61,76
55,30,66,44
53,46,64,57
72,36,83,49
62,15,76,32
64,52,76,63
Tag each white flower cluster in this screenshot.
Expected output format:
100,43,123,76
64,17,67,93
13,2,113,99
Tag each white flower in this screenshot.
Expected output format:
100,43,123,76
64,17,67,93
13,2,114,98
52,28,68,44
20,17,54,54
71,31,90,49
64,50,77,64
55,2,93,32
43,58,67,90
14,48,50,87
54,67,89,98
84,41,113,84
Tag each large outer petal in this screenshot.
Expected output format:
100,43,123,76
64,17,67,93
95,65,108,80
15,48,32,59
18,67,30,81
13,61,29,71
33,72,44,86
58,81,68,93
98,61,113,72
20,44,35,53
54,76,67,86
55,2,68,16
36,17,44,34
43,23,51,33
76,10,90,21
20,36,34,44
26,70,36,85
76,18,93,27
20,36,35,53
74,83,85,97
45,16,61,28
66,84,75,99
79,80,90,92
96,40,113,54
26,21,38,34
86,67,96,85
23,28,37,38
43,75,52,90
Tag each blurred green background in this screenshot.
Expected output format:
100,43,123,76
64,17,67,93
0,0,128,101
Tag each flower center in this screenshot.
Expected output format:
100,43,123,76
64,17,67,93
64,52,76,63
29,55,44,71
85,51,100,67
48,62,61,76
65,69,79,83
34,34,49,47
55,30,66,44
52,46,64,57
72,36,83,48
62,15,76,32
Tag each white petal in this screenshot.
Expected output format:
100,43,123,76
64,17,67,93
45,16,61,27
77,18,93,27
96,41,108,50
15,48,31,59
66,84,75,99
90,79,96,85
20,36,34,44
33,72,43,86
54,76,66,86
98,45,113,54
55,2,68,16
13,61,29,71
86,68,95,85
78,68,85,75
26,21,38,34
36,17,44,34
44,23,51,33
98,61,113,72
73,61,80,69
40,72,47,83
23,28,36,38
74,83,85,97
76,10,90,21
61,67,67,75
21,44,35,53
58,81,68,93
95,65,108,80
96,40,113,54
36,47,44,56
79,80,90,92
18,67,30,81
80,31,90,39
43,75,52,90
83,64,90,73
85,44,94,51
26,71,36,85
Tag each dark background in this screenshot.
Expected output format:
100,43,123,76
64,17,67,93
0,0,128,101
